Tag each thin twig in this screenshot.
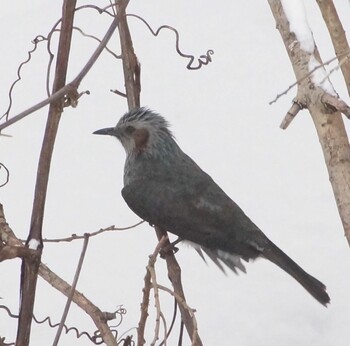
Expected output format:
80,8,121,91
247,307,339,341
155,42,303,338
41,221,144,243
137,236,168,346
138,262,151,346
159,312,167,346
159,298,177,346
45,4,117,97
45,17,62,97
320,54,350,86
72,17,119,87
157,285,199,346
148,236,168,346
73,26,122,59
269,54,346,105
53,234,90,345
0,84,72,132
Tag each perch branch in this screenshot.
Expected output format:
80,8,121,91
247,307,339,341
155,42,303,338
148,236,168,346
155,227,202,346
115,1,203,344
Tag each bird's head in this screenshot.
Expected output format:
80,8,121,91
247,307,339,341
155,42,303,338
93,107,177,157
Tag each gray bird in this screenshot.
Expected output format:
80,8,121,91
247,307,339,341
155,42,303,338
94,107,330,306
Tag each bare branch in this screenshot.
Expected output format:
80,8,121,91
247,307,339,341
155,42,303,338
157,285,199,346
155,227,203,346
72,26,122,60
116,0,141,109
73,19,119,87
316,0,350,97
0,204,120,345
111,88,127,98
137,258,151,345
280,100,305,129
322,92,350,118
137,236,168,346
0,85,75,132
0,245,36,262
16,2,77,344
148,237,168,346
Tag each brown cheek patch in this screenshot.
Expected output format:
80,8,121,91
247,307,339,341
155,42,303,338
133,128,149,151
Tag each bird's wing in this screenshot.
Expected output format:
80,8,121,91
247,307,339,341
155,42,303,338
121,169,265,260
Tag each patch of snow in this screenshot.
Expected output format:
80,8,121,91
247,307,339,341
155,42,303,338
281,0,315,53
28,238,40,250
309,55,337,95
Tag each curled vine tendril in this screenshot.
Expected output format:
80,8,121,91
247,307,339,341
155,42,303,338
0,163,10,188
0,304,130,345
0,6,214,129
126,14,214,70
0,35,47,122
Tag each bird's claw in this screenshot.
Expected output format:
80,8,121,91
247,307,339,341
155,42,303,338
160,242,180,258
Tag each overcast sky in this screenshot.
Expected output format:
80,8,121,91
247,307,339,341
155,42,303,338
1,1,350,345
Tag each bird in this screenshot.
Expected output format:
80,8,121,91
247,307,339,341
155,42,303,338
93,107,330,306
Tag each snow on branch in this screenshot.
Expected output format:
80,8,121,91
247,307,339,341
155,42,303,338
281,0,336,95
281,0,314,53
272,0,350,128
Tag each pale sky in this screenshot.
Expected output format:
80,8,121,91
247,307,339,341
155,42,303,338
1,1,350,345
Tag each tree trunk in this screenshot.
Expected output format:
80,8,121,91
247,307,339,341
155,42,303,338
268,0,350,245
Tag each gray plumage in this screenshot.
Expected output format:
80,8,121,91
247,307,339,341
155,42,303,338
94,107,330,306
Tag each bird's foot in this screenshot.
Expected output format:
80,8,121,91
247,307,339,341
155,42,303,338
160,238,182,258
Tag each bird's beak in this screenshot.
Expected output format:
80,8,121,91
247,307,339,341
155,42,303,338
93,127,115,136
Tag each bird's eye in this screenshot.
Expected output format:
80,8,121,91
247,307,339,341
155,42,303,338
125,125,135,134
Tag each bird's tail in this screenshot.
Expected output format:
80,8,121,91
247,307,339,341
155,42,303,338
263,241,330,306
